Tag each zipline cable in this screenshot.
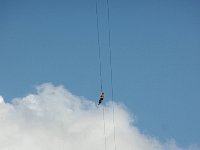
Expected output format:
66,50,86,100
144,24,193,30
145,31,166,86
95,0,103,92
103,108,107,150
96,1,107,150
106,0,117,150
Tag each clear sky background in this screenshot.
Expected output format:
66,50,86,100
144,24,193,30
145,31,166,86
0,0,200,148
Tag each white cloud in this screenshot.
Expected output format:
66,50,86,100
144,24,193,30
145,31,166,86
0,83,199,150
0,96,4,104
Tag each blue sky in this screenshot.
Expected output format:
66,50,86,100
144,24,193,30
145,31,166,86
0,0,200,147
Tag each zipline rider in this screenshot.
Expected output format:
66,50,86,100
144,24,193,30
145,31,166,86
98,92,104,105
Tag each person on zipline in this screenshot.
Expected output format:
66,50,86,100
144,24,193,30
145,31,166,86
98,92,104,105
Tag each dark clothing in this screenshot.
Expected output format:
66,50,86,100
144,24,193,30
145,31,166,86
98,97,104,105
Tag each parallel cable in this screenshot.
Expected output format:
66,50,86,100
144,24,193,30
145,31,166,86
106,0,117,150
95,0,103,92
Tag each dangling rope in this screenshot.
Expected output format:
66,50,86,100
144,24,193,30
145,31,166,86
96,1,107,150
106,0,117,150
